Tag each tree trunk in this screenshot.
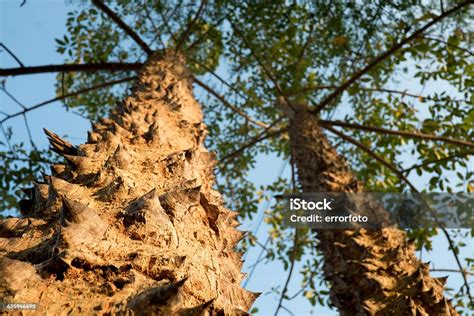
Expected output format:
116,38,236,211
0,53,256,315
288,107,456,315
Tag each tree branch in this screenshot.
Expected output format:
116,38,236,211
319,119,474,149
190,58,247,100
311,1,471,114
290,85,468,103
187,8,232,52
323,124,474,306
193,77,269,129
275,229,299,316
1,86,27,109
0,43,24,67
175,0,207,52
220,119,285,163
401,151,474,174
143,1,166,49
0,76,137,124
0,62,142,77
419,35,473,56
229,21,297,112
158,7,178,42
431,268,474,276
92,0,153,55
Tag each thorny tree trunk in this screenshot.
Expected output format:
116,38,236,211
288,106,457,315
0,53,256,315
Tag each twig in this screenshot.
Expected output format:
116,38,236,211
0,123,13,152
431,268,474,276
23,114,37,149
220,119,285,163
319,119,474,149
312,1,471,114
0,43,24,67
142,1,165,49
193,77,269,128
229,21,296,113
158,8,177,42
190,58,247,100
175,0,207,52
92,0,152,55
290,85,469,104
292,18,315,76
243,236,271,288
187,7,233,52
419,35,473,56
401,151,474,174
275,157,299,315
1,76,136,124
280,305,295,316
275,230,299,316
0,62,142,77
1,86,27,109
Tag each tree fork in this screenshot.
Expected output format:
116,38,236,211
0,52,256,314
287,108,457,315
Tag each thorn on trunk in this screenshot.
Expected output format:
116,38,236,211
105,145,130,168
43,128,77,156
179,299,215,316
127,277,188,311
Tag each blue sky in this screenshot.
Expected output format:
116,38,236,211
1,1,471,315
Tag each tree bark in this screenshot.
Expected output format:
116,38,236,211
0,53,256,315
288,107,457,315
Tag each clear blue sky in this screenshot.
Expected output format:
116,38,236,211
0,1,471,315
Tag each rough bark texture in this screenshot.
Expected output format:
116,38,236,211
288,107,457,315
0,53,256,315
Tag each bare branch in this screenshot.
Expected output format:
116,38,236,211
92,0,152,55
1,86,27,109
220,119,285,163
187,8,232,52
0,43,24,67
143,1,165,49
312,1,472,114
319,119,474,149
243,236,271,288
323,124,474,306
402,151,474,174
23,114,36,149
275,230,299,316
291,85,469,103
0,62,142,77
229,21,297,113
193,77,269,129
280,305,295,316
419,35,473,56
190,58,247,100
175,0,207,52
158,8,177,42
0,123,13,152
1,76,137,124
431,269,474,276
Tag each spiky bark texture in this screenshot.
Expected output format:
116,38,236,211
288,108,457,315
0,53,256,315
